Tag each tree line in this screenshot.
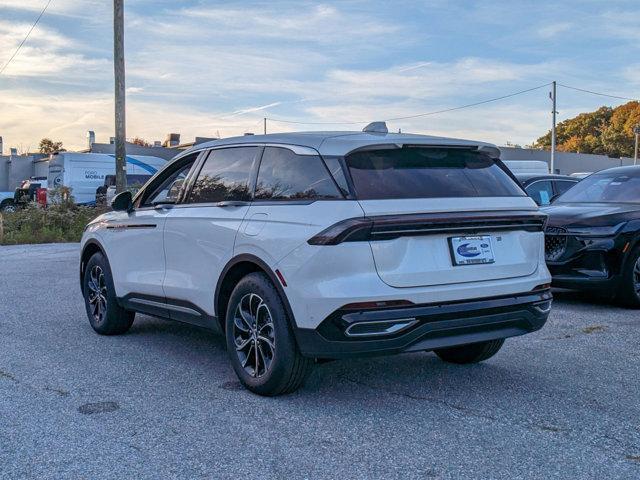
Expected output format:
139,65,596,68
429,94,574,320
534,101,640,158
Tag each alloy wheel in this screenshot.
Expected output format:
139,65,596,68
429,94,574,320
87,265,108,324
232,293,275,378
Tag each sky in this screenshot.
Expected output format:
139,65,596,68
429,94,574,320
0,0,639,151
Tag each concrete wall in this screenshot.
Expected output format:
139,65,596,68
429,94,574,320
0,156,9,191
8,156,36,190
499,147,634,175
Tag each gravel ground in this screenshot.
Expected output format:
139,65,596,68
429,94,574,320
0,243,639,479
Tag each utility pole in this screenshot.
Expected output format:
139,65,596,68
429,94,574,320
263,117,267,135
114,0,127,194
634,125,640,166
550,81,557,174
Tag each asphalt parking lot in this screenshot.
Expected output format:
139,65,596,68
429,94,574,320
1,243,639,479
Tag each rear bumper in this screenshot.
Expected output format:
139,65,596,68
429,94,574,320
295,289,552,359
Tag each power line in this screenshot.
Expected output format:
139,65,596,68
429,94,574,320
0,0,53,76
558,83,639,102
266,82,552,125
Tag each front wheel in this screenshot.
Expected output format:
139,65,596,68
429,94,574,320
0,201,16,213
225,272,312,396
434,339,505,364
616,245,640,308
83,252,135,335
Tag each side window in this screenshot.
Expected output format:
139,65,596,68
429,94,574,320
555,180,577,195
255,147,342,201
142,157,197,206
525,180,554,205
323,157,351,197
188,147,259,203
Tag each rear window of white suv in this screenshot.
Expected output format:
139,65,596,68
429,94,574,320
346,147,525,200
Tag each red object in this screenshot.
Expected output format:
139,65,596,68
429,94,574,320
275,269,287,287
36,188,47,206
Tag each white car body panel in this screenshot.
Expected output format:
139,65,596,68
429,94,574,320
162,204,251,315
358,197,542,288
88,209,168,298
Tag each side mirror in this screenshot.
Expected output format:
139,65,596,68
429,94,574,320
111,191,133,212
549,193,560,204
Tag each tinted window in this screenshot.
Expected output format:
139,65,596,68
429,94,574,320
526,180,554,205
346,147,524,200
556,171,640,203
255,147,342,200
144,161,195,206
323,157,351,197
555,180,577,195
189,147,259,203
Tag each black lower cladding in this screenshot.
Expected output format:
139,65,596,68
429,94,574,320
545,232,629,290
295,290,552,359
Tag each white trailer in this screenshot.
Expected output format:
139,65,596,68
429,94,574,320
47,153,168,205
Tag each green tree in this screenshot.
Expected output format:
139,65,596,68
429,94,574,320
38,138,65,154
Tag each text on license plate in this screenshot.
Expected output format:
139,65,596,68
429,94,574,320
449,235,495,266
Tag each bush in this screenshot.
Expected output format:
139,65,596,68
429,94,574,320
0,202,110,245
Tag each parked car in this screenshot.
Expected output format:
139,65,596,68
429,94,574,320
95,174,151,206
80,125,552,395
516,174,579,206
5,177,49,211
542,166,640,306
570,172,592,179
0,191,15,212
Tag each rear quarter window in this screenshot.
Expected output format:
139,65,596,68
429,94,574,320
345,147,525,200
255,147,342,201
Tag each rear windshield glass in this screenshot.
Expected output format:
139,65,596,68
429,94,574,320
556,171,640,203
345,147,524,200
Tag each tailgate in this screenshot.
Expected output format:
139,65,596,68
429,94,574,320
359,198,544,288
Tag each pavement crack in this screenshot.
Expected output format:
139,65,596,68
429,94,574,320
343,375,498,422
0,369,18,382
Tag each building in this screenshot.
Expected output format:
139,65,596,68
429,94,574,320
0,132,181,193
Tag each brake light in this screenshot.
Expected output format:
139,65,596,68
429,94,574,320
307,217,373,245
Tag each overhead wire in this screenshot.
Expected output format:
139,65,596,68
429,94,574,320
0,0,54,76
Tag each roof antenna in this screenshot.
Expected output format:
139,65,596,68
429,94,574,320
363,121,388,134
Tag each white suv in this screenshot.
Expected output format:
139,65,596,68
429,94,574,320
80,124,552,395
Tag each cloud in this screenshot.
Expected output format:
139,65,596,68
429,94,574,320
177,3,399,43
536,22,572,39
0,0,108,18
0,21,108,78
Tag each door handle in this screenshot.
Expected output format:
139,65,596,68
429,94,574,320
153,203,174,210
216,201,250,207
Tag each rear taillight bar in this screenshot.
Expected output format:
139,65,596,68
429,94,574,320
308,210,547,245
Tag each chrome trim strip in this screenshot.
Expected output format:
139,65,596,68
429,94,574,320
105,223,157,230
128,298,202,317
345,318,418,338
185,143,318,156
371,222,544,236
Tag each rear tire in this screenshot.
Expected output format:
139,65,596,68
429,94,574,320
434,339,505,364
225,272,312,396
83,252,135,335
616,245,640,308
